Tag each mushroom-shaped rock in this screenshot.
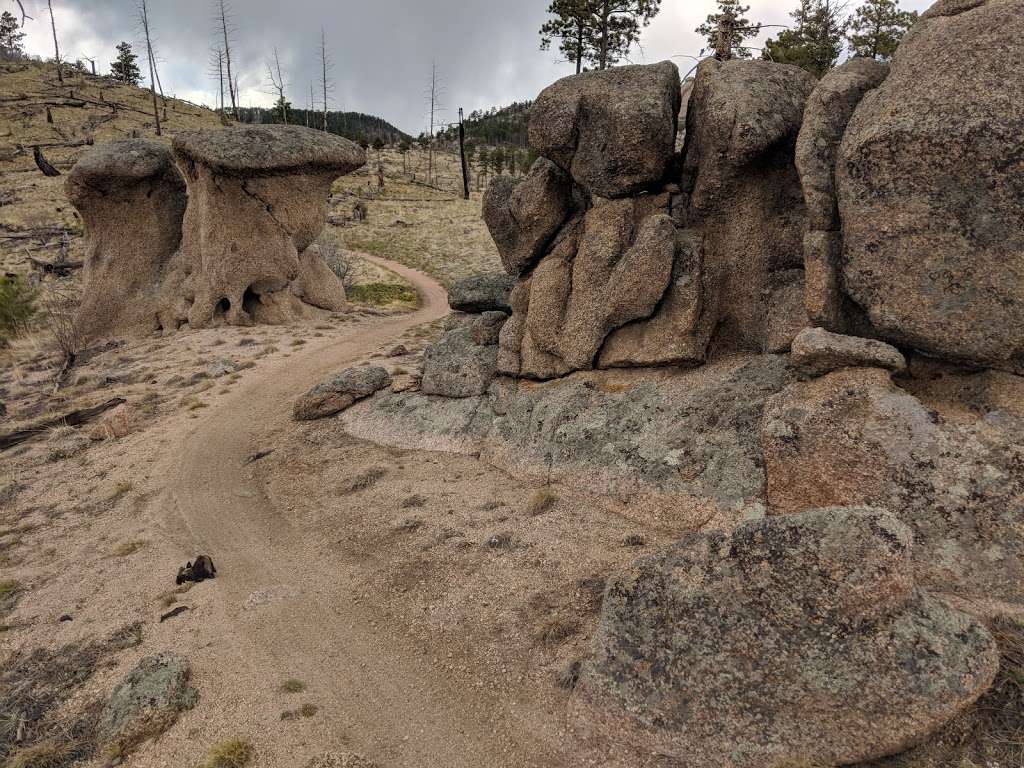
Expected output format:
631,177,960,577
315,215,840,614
682,59,816,352
529,61,681,199
169,125,365,329
836,0,1024,367
294,366,391,421
66,139,187,341
482,158,573,277
571,507,999,767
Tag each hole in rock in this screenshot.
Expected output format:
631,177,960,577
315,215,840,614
242,286,260,316
216,297,231,315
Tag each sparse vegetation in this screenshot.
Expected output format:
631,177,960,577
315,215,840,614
526,487,558,516
347,283,419,307
280,703,318,720
0,274,36,345
279,679,306,694
111,539,146,557
201,739,253,768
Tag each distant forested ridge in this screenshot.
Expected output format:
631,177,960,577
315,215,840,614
438,102,532,148
236,107,412,145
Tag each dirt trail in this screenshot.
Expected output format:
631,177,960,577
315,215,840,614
154,256,567,768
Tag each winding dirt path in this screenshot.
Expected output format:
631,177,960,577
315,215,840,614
154,256,567,767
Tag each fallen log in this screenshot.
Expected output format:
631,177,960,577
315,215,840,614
27,255,82,275
0,398,126,452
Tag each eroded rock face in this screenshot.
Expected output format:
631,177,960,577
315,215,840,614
66,140,187,341
165,125,365,329
762,367,1024,605
294,366,391,421
682,59,816,351
836,0,1024,367
529,61,681,199
571,507,999,767
482,159,573,277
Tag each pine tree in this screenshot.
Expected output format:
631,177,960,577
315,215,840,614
540,0,594,74
846,0,917,60
491,146,506,176
0,11,24,59
109,41,141,86
763,0,847,77
539,0,662,72
697,0,761,60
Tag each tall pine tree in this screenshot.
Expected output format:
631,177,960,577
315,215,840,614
539,0,662,72
697,0,761,60
0,11,24,59
109,41,141,85
846,0,917,60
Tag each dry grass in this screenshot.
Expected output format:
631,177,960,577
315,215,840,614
201,739,253,768
0,623,143,767
111,539,146,558
279,679,306,694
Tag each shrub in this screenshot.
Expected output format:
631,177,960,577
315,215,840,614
201,739,253,768
0,274,36,344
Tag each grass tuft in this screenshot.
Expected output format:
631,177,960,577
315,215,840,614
201,739,253,768
526,487,558,517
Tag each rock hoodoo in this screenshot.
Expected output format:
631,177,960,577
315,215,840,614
571,508,999,768
67,125,365,340
66,139,188,340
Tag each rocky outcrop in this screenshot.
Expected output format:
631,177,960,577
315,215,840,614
482,159,573,277
98,653,199,758
682,59,816,352
791,326,906,375
165,125,364,329
294,366,391,421
571,507,999,767
67,126,365,338
66,140,187,341
448,272,515,314
529,61,681,199
836,0,1024,367
762,366,1024,605
421,312,506,398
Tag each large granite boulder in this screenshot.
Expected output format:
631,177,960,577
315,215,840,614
762,366,1024,606
421,312,506,398
482,158,573,277
682,59,816,352
447,272,515,314
294,366,391,421
836,0,1024,367
529,61,681,199
66,140,187,341
571,507,999,767
164,125,365,329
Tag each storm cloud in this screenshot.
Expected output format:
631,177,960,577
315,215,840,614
15,0,933,135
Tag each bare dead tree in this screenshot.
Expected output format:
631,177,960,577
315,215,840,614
424,61,445,183
13,0,31,25
138,0,162,135
264,46,288,124
307,82,313,128
215,0,238,118
81,55,97,76
207,46,226,113
319,28,333,133
47,0,63,83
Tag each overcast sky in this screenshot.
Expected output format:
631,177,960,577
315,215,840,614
16,0,933,135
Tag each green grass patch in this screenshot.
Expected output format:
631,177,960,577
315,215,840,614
348,283,419,307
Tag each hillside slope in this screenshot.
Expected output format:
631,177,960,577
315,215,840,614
0,59,225,275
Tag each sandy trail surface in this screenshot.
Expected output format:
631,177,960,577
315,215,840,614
152,255,568,767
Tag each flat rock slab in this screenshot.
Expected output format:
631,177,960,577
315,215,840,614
571,507,999,767
448,272,516,314
172,124,366,175
791,326,906,375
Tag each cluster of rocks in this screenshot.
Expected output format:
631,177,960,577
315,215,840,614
357,0,1023,763
66,125,365,341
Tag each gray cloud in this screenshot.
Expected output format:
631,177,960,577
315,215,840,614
18,0,934,135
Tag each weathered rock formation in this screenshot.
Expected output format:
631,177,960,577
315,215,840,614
806,0,1024,367
571,508,999,767
422,311,507,398
790,326,906,375
67,126,365,340
66,140,187,340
